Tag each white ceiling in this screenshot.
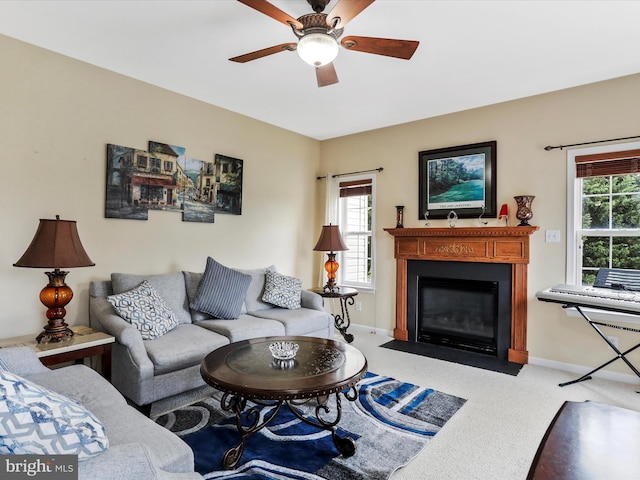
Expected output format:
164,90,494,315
1,0,640,140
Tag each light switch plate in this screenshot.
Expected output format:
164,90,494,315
545,230,561,243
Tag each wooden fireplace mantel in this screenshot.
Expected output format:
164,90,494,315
385,226,538,364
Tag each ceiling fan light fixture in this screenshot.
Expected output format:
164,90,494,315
297,33,339,67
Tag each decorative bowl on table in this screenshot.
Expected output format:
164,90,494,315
269,341,299,360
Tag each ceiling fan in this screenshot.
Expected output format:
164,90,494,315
230,0,420,87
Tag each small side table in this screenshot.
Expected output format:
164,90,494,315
0,325,115,379
310,287,358,343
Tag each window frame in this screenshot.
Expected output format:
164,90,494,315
150,157,161,173
136,155,148,169
566,141,640,285
336,173,376,292
566,141,640,324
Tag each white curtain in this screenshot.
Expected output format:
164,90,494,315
324,172,339,224
317,173,339,288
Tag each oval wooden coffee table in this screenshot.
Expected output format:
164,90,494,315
200,335,368,469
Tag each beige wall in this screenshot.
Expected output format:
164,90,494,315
318,73,640,376
1,34,321,338
4,31,640,378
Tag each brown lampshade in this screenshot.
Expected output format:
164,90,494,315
14,216,95,269
14,216,94,343
313,224,348,252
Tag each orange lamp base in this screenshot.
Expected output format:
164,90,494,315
36,269,75,343
323,252,340,293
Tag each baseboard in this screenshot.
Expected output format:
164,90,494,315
348,323,393,337
528,355,640,385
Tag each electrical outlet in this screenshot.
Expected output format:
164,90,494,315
355,301,362,312
545,230,561,243
606,335,619,349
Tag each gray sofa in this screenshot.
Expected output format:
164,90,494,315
0,346,202,480
89,265,333,409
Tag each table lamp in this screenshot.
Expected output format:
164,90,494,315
14,215,95,343
313,224,348,293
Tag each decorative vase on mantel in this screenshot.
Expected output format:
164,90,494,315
395,206,405,228
514,195,535,226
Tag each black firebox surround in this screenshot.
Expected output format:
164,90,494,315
406,260,512,361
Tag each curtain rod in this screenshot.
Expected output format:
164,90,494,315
316,167,383,180
544,135,640,151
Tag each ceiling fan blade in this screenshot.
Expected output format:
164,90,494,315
316,63,339,87
229,43,297,63
326,0,375,29
237,0,303,29
341,36,419,60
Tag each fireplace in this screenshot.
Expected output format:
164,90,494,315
407,260,512,359
385,226,538,364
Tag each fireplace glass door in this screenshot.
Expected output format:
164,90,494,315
418,277,498,355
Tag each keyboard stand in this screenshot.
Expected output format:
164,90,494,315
559,305,640,387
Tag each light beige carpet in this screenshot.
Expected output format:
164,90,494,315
152,329,640,480
351,330,639,480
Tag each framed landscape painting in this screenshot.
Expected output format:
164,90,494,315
418,141,496,219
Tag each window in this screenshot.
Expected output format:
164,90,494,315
567,142,640,285
136,155,147,168
150,157,161,173
337,175,375,290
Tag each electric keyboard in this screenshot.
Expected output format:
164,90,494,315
536,269,640,387
536,284,640,315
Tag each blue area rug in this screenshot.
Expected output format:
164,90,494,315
156,372,466,479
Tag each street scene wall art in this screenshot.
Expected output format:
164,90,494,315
211,153,243,215
418,141,496,219
148,141,214,224
105,142,243,223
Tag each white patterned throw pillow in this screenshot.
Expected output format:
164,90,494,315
0,370,109,460
262,271,302,309
108,280,179,340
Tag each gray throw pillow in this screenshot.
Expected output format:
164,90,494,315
183,271,213,322
184,271,248,320
262,271,302,310
190,257,252,320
